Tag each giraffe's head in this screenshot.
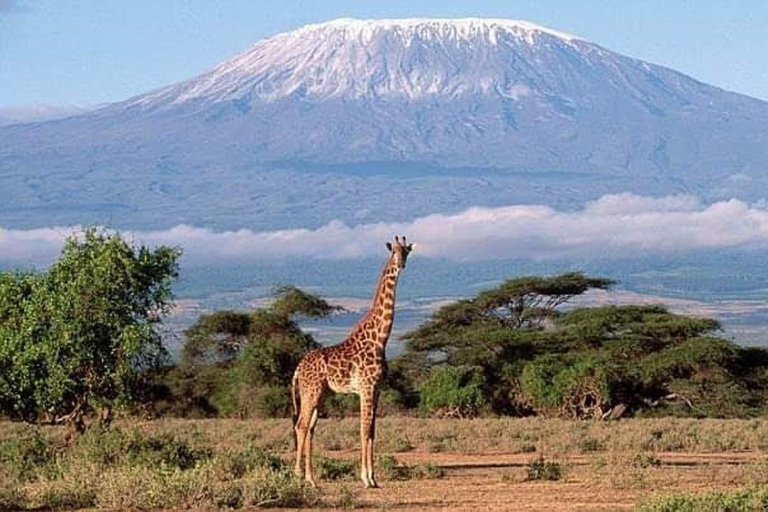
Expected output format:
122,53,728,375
385,236,413,273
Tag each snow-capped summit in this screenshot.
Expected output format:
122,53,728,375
127,18,587,106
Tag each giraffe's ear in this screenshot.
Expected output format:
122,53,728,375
385,242,392,251
407,243,414,252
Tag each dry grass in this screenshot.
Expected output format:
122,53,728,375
3,416,768,510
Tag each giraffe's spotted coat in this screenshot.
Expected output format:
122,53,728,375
292,236,413,488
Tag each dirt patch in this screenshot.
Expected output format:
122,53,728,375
316,451,768,511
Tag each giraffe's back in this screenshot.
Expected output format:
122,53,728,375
296,340,384,395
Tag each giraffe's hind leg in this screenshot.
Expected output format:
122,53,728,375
304,404,321,486
359,389,379,488
294,386,323,486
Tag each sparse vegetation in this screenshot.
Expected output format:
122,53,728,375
377,455,444,480
318,456,357,481
0,423,319,510
526,456,563,481
639,487,768,512
1,417,768,509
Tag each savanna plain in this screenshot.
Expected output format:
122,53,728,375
4,416,768,511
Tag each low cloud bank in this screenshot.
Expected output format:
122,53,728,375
0,104,91,126
2,193,767,266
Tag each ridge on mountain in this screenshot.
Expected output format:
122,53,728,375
123,17,591,106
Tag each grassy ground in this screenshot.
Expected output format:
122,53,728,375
3,416,768,510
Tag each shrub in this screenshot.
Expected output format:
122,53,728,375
639,487,768,511
632,452,662,469
389,435,415,453
216,483,244,509
419,366,486,418
318,456,357,481
224,444,285,478
0,230,179,429
125,431,211,470
0,429,57,481
323,393,359,418
526,456,562,481
41,484,97,510
242,468,320,508
520,355,612,418
578,437,604,453
255,386,292,418
332,484,359,509
73,425,212,470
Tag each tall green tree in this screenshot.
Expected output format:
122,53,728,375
0,229,181,430
175,285,341,417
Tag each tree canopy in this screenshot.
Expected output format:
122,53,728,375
161,286,341,418
0,229,181,430
397,272,768,419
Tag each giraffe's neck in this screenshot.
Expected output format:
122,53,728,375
361,256,400,350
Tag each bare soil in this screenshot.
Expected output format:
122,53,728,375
308,450,768,511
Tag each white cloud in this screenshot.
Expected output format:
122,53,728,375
0,104,91,126
2,193,768,266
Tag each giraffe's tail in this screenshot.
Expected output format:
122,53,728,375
291,369,300,450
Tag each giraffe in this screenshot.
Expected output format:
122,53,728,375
291,236,413,488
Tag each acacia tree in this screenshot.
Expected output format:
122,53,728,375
403,272,614,364
182,285,341,366
0,229,181,431
399,272,768,418
177,285,341,417
398,273,613,415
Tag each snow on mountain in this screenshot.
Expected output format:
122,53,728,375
2,18,768,231
127,18,582,106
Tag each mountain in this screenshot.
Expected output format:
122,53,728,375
2,18,768,230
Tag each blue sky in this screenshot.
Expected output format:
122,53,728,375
1,0,767,109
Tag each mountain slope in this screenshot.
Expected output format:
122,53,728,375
2,18,768,230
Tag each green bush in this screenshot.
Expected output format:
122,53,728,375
73,425,211,470
640,487,768,511
520,355,611,418
526,456,562,481
318,456,357,481
0,429,57,481
216,483,244,509
0,230,180,428
41,484,97,510
419,365,486,418
224,444,285,478
255,386,292,418
242,468,320,508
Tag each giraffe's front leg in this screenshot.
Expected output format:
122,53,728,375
359,389,379,488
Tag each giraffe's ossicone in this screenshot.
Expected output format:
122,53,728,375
292,236,413,488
